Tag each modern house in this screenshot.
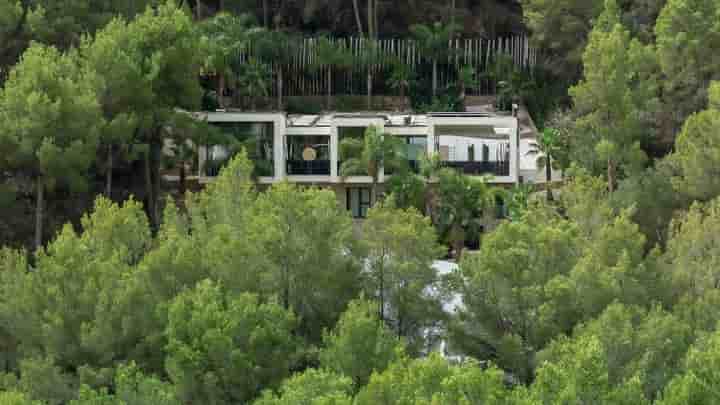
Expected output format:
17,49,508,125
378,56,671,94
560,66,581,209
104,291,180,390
194,109,546,219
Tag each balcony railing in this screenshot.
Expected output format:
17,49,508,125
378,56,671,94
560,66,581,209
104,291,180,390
441,161,510,176
286,160,331,176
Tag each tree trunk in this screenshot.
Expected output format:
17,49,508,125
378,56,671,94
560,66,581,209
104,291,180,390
34,178,43,252
143,147,155,229
607,158,615,193
277,67,283,110
282,257,290,310
105,144,113,198
367,71,372,110
432,59,438,98
373,0,378,39
452,223,465,260
326,67,332,110
262,0,269,27
179,162,186,197
367,0,374,39
378,251,385,322
217,73,225,108
450,0,456,30
546,155,554,201
352,0,364,36
195,0,203,19
150,138,162,230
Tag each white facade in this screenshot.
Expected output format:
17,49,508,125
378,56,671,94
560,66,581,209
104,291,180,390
196,111,521,185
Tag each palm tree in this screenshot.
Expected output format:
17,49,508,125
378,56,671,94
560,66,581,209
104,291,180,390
435,169,497,259
387,60,415,111
410,21,459,98
339,125,407,206
312,37,351,110
200,12,261,108
239,58,271,110
526,127,561,201
255,30,298,111
356,39,384,110
457,64,479,107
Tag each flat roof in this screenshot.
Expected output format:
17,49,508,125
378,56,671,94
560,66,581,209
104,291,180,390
286,113,431,128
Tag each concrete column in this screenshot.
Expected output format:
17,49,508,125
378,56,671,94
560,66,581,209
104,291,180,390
510,117,520,183
427,117,436,156
330,125,339,182
274,116,285,181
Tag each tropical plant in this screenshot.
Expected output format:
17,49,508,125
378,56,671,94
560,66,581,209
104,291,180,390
312,37,352,110
387,61,416,111
200,12,262,108
526,127,562,201
355,40,385,110
254,30,298,110
239,58,271,110
434,169,497,258
457,64,479,105
339,125,407,205
410,21,459,97
504,183,533,221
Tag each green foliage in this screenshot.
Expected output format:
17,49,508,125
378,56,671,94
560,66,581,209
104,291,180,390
253,369,353,405
410,21,459,96
522,0,604,78
453,206,581,381
536,303,692,401
655,0,720,131
361,197,445,352
385,170,426,212
670,82,720,202
165,280,298,404
0,197,150,371
14,357,76,405
0,391,40,405
355,353,510,404
612,157,683,247
434,169,497,257
239,58,271,103
71,362,179,405
319,298,405,387
657,327,720,405
200,12,260,81
570,0,658,189
250,182,360,341
0,42,102,246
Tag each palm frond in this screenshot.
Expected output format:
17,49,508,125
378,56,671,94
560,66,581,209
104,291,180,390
339,158,366,177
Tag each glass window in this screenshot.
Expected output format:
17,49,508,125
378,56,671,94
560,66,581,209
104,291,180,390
206,122,274,177
347,187,372,218
286,135,331,175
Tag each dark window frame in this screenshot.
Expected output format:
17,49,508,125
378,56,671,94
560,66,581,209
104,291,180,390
347,187,372,218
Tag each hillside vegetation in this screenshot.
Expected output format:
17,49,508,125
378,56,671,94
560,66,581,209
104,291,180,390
3,0,720,404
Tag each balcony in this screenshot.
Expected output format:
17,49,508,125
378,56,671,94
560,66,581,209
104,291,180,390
286,160,331,176
286,135,331,176
441,161,510,176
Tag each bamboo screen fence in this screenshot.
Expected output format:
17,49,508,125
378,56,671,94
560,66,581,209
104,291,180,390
233,35,537,97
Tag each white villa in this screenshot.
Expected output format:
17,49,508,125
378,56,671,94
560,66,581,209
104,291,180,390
192,109,552,219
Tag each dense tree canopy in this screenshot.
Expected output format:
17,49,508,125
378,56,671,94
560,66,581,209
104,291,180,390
3,0,720,403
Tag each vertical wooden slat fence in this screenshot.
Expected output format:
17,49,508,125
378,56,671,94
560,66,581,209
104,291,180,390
233,35,537,98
